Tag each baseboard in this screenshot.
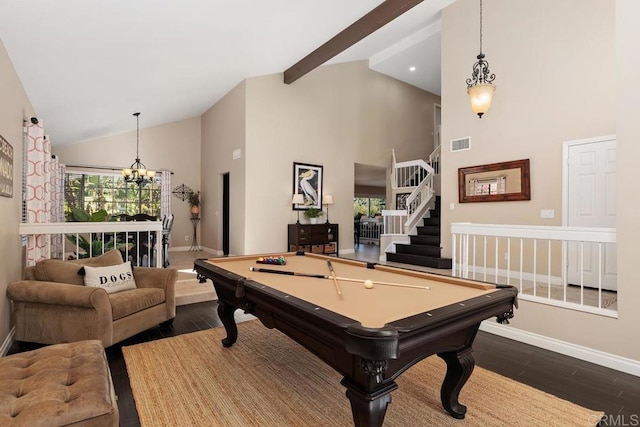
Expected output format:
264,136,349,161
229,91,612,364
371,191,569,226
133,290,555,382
340,249,354,255
0,327,15,357
169,246,195,252
168,246,220,255
480,321,640,377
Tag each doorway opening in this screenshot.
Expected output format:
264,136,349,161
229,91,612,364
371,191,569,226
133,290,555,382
222,173,230,256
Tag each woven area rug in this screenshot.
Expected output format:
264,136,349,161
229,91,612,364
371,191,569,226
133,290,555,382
122,321,604,426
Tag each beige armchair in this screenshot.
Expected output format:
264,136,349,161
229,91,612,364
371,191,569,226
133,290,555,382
7,250,177,347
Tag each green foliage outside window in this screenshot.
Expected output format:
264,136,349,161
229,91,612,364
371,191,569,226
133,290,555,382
353,197,385,217
64,172,160,220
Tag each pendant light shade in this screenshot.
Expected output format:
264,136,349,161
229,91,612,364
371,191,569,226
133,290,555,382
467,82,496,118
466,0,496,118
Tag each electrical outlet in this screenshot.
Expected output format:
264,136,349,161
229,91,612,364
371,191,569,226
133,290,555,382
185,235,190,241
540,209,555,219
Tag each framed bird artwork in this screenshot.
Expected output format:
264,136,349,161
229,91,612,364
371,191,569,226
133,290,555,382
292,162,323,210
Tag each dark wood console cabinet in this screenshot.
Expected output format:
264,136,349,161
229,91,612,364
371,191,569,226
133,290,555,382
288,223,339,256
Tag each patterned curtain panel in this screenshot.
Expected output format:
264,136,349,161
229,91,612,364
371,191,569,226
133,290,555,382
25,120,52,264
160,170,172,220
50,155,66,259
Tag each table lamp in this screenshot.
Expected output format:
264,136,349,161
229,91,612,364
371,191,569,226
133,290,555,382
322,194,334,224
292,194,305,223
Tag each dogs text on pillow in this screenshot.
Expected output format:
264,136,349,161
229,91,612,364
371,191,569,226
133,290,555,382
83,262,137,294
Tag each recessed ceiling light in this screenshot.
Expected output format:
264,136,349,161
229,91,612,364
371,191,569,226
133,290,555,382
409,66,416,72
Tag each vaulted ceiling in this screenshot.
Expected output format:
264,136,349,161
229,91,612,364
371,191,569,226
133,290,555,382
0,0,454,145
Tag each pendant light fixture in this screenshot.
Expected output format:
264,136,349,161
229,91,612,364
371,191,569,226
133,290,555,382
122,112,155,186
466,0,496,118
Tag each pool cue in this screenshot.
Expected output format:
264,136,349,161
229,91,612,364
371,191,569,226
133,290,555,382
334,276,430,290
249,267,429,290
249,267,327,279
326,260,342,295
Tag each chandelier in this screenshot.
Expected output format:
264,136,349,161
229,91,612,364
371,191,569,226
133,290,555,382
122,112,155,185
466,0,496,118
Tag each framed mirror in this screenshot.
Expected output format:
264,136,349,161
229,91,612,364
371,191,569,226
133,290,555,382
458,159,531,203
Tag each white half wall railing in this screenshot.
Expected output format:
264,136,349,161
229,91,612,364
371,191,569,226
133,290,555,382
20,221,163,268
379,210,410,262
451,223,617,317
357,219,384,244
382,210,408,235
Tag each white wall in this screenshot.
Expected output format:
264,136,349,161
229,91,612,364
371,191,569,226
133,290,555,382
441,0,640,361
0,39,36,348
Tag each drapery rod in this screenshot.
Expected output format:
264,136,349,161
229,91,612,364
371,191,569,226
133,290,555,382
65,164,174,174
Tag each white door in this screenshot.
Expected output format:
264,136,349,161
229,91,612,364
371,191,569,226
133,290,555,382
566,137,617,290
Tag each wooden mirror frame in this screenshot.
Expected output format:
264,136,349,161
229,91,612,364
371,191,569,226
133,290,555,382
458,158,531,203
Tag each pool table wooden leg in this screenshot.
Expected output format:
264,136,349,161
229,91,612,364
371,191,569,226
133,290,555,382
438,347,475,419
217,300,238,347
342,378,397,427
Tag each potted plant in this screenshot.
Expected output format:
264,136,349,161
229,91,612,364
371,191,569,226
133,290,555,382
188,191,200,218
303,207,324,224
65,208,131,258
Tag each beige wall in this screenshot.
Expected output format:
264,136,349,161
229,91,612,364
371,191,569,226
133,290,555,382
53,117,202,249
241,61,439,254
0,40,36,347
616,0,640,356
441,0,640,360
200,81,247,255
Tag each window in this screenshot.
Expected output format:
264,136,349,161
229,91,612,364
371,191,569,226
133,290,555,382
353,197,385,217
64,172,160,219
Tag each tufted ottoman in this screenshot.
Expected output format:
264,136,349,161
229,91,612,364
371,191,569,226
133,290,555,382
0,340,118,426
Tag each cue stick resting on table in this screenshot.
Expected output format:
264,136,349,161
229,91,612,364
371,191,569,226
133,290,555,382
326,260,342,295
248,267,430,290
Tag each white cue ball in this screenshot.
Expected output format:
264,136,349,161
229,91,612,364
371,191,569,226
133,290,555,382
364,279,374,289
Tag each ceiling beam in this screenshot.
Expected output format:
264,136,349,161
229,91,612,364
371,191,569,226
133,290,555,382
283,0,424,85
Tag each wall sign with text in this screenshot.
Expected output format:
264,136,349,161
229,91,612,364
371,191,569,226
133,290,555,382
0,134,13,198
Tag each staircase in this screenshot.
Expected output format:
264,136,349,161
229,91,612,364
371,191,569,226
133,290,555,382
386,196,452,269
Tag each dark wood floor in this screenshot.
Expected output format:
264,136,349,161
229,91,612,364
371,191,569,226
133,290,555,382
7,249,637,425
9,300,640,426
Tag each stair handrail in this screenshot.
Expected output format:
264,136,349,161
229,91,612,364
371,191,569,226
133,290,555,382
390,149,398,190
403,164,435,233
429,143,441,175
390,151,435,234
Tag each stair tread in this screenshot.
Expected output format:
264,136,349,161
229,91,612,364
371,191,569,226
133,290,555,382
395,244,441,256
386,252,452,269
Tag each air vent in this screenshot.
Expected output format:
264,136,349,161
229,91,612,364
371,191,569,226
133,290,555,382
450,137,471,152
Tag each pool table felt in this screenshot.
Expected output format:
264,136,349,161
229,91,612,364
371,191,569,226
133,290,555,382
206,253,497,328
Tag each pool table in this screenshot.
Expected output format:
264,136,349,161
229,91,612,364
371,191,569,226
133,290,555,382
193,252,518,427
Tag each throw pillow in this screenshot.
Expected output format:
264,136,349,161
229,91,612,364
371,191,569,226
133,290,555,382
83,262,137,294
34,249,125,285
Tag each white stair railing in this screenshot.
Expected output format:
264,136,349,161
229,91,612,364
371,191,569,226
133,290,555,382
429,143,441,175
402,165,434,233
392,156,434,233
